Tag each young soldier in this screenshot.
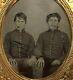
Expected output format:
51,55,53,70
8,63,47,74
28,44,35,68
35,13,70,77
4,12,36,78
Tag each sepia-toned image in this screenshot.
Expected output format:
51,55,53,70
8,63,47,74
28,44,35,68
2,0,72,79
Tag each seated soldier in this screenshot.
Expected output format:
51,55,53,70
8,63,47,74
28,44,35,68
4,12,37,78
35,13,70,77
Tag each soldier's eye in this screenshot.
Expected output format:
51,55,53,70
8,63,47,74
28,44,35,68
21,21,24,22
54,19,58,22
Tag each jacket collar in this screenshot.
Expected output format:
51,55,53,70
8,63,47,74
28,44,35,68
47,28,58,32
15,28,25,33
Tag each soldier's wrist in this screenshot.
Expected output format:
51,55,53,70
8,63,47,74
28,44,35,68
37,56,43,59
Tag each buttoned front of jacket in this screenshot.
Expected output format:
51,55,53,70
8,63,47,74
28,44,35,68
4,29,35,59
36,29,70,62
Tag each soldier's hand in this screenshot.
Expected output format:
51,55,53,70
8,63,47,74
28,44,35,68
36,57,45,69
28,56,37,67
9,58,18,68
51,59,61,66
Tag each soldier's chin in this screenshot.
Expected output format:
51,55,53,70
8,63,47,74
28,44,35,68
50,28,56,31
17,27,24,31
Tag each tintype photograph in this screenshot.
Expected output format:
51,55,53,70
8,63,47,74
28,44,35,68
2,0,72,79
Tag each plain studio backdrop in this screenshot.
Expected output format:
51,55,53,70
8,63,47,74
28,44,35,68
2,0,71,42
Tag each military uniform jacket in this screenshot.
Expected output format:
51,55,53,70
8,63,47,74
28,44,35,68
35,29,70,62
4,29,35,59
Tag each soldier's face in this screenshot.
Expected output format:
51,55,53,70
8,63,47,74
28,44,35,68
48,17,59,30
15,17,26,30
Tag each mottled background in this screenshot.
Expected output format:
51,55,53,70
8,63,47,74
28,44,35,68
2,0,71,42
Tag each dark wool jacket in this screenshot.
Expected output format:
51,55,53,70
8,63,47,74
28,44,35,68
35,29,70,62
4,29,35,59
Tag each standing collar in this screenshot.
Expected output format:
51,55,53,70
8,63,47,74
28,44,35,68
15,28,25,33
47,29,58,32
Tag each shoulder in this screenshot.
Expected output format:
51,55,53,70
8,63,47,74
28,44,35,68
5,29,16,37
25,32,34,40
39,31,48,38
58,30,69,39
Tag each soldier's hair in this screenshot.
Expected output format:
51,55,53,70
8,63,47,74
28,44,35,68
14,12,27,24
46,13,61,23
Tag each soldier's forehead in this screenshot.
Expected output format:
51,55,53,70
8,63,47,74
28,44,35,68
49,16,58,19
16,17,24,20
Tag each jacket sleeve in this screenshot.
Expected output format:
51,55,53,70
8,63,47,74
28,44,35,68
60,33,70,62
3,32,12,59
63,34,70,54
34,34,43,58
27,36,35,57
